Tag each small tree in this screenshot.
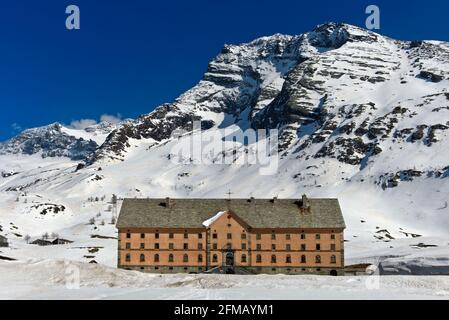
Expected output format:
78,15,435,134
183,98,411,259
111,194,117,205
42,232,49,240
24,234,31,244
100,220,105,226
111,217,116,225
51,232,59,239
89,217,95,225
96,212,101,218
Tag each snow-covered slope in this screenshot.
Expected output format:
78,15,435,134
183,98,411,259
1,23,449,278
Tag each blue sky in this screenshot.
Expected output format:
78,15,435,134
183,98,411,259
1,0,448,141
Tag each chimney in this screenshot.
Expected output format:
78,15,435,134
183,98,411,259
165,197,172,209
301,194,310,210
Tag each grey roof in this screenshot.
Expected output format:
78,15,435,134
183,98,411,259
0,235,7,242
117,198,345,229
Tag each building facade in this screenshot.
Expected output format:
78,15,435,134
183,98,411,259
116,195,346,275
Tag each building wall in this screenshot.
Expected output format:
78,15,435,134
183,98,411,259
118,213,344,275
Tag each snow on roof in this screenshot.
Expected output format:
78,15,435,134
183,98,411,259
202,211,226,228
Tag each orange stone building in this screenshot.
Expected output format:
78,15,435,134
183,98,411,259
116,195,346,275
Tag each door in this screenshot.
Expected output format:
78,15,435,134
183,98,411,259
225,252,234,266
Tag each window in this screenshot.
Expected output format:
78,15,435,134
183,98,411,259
140,233,145,239
241,233,247,240
316,244,321,251
213,243,218,250
330,244,336,251
154,254,160,262
271,233,276,240
169,254,174,263
286,234,291,240
169,243,174,250
183,254,189,263
126,233,131,239
331,234,336,240
226,243,232,249
256,255,262,263
227,233,232,240
155,233,159,239
155,243,160,249
286,244,291,251
183,243,188,250
300,233,306,240
315,255,321,264
286,255,292,263
125,254,131,262
198,254,203,263
184,233,188,239
140,254,145,262
271,255,277,263
256,234,261,240
212,254,218,263
331,255,337,264
198,233,203,239
300,244,306,251
213,233,217,239
126,243,131,249
241,254,247,263
169,233,174,239
241,243,247,250
301,255,306,263
315,234,320,240
198,243,203,250
140,243,145,249
271,244,276,251
256,244,262,250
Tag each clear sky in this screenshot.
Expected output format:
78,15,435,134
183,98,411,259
1,0,448,141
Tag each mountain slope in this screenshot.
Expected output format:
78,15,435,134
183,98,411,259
1,22,449,272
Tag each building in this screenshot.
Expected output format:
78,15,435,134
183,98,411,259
52,238,73,245
0,235,8,248
116,195,346,275
30,239,53,246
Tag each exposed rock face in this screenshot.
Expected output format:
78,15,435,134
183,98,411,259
4,23,449,174
0,124,98,161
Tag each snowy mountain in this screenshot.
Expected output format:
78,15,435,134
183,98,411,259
1,23,449,277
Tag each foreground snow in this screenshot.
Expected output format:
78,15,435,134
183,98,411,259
0,259,448,300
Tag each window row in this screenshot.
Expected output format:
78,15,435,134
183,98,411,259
256,255,337,264
212,233,337,240
126,232,337,240
127,254,204,263
126,233,204,239
125,242,337,251
125,243,204,250
125,254,338,264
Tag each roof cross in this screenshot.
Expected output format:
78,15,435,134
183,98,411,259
226,190,233,201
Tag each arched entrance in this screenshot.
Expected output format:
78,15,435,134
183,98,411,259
330,270,338,276
225,252,234,266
